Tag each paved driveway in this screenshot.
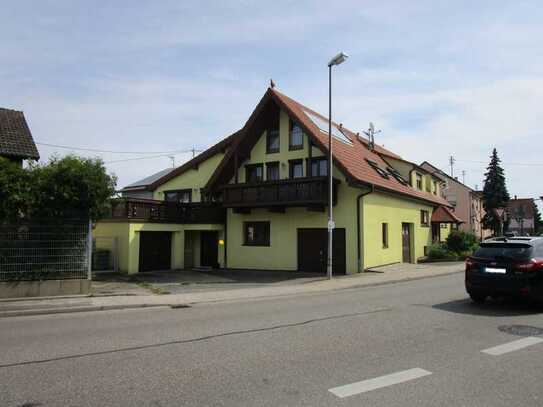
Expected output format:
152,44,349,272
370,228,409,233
366,261,464,274
92,269,324,296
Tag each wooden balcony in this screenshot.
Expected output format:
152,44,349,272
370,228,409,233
221,177,339,209
106,199,225,224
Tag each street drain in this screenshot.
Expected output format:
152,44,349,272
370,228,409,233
498,325,543,337
170,304,191,309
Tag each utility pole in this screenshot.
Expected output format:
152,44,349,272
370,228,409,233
449,156,455,177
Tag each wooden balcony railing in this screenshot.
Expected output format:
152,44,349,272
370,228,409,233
106,199,225,224
221,177,338,208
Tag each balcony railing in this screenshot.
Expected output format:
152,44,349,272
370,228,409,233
221,177,338,208
106,199,225,224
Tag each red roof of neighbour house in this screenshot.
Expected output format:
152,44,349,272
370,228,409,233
222,87,450,207
431,205,464,224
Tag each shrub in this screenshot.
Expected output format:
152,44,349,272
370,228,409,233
446,230,478,253
427,243,458,261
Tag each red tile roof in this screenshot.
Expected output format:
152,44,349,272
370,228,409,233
269,88,450,207
431,205,464,224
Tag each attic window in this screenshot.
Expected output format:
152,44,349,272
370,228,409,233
387,167,409,186
366,159,389,179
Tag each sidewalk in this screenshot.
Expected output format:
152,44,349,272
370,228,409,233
0,262,464,318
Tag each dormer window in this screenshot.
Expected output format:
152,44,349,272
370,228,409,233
415,173,423,190
289,120,304,150
366,159,389,179
387,167,409,186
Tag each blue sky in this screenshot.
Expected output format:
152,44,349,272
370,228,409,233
2,1,542,205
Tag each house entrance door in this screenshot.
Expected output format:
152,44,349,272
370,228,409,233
402,223,412,263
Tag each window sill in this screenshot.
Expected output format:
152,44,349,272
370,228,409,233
242,243,270,247
289,145,304,151
266,149,280,154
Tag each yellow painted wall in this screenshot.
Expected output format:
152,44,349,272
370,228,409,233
362,192,434,269
153,152,225,202
93,222,130,272
93,221,224,274
226,171,361,273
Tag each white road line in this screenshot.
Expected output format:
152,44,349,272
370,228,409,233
481,336,543,356
328,368,432,398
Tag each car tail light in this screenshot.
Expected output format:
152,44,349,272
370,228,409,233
465,258,474,271
517,258,543,273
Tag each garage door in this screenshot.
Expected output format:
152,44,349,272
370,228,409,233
139,232,172,272
297,228,346,274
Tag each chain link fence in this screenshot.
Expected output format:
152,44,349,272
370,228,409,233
0,221,90,281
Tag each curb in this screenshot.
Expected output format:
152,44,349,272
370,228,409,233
0,270,463,318
0,303,172,318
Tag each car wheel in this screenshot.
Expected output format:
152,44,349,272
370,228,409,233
469,292,487,304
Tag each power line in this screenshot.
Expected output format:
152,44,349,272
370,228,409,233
105,153,193,164
455,158,543,167
36,141,201,155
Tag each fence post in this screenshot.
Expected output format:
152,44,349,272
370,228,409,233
87,219,93,281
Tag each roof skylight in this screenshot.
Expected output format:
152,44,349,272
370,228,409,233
303,110,353,146
366,159,389,179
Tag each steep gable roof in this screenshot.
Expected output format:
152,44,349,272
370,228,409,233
207,87,450,207
0,108,40,160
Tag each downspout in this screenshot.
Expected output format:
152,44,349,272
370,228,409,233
357,185,374,272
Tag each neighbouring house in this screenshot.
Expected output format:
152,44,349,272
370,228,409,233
507,197,537,235
420,161,490,240
95,87,460,275
120,167,178,200
0,108,40,166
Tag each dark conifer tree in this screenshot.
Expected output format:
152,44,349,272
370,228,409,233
482,148,510,234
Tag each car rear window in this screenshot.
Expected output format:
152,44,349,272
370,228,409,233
474,243,533,260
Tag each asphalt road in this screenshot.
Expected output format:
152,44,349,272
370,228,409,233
1,273,543,407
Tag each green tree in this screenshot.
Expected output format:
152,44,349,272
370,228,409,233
31,156,117,221
0,155,116,223
482,148,510,235
534,204,542,235
0,158,33,222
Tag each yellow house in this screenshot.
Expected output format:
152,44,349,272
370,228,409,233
95,87,460,274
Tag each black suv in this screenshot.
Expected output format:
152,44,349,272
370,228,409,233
465,237,543,303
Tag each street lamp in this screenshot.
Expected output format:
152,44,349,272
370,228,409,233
327,52,349,280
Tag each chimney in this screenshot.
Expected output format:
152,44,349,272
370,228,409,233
514,195,517,200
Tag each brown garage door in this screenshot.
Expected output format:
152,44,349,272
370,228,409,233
297,228,346,275
139,232,172,272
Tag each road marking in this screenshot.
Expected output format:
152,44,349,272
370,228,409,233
328,368,432,398
481,336,543,356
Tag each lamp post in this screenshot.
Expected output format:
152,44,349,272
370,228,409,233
327,52,349,280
